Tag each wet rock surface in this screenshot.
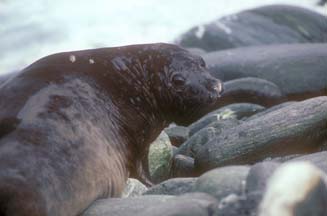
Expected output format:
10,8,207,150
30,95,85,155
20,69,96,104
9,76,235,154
148,131,173,183
188,103,264,137
193,166,250,200
176,5,327,52
83,193,217,216
204,43,327,101
219,77,286,107
164,125,189,147
143,177,197,196
195,96,327,172
171,154,196,178
259,162,327,216
122,178,148,198
82,195,174,216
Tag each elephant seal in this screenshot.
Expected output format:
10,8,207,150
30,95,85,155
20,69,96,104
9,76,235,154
0,43,222,216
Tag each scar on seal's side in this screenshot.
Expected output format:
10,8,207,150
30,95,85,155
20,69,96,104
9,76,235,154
0,43,223,216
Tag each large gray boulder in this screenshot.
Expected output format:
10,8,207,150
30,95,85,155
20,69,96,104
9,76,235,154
204,43,327,101
176,5,327,52
195,97,327,172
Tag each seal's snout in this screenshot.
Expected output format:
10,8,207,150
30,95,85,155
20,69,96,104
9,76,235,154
214,80,224,97
206,78,224,98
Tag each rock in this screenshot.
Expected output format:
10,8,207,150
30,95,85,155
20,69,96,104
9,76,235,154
82,192,218,216
171,154,196,178
259,162,327,216
122,178,148,198
186,48,207,56
193,165,250,200
188,113,221,137
246,101,296,121
263,154,303,163
290,151,327,174
178,126,221,157
143,177,197,196
318,0,327,6
171,145,179,155
138,192,218,216
188,103,264,136
213,162,281,215
176,5,327,52
205,43,327,101
82,195,173,216
164,125,189,147
210,192,262,216
177,119,239,157
195,97,327,172
245,162,280,193
218,77,286,108
148,131,173,183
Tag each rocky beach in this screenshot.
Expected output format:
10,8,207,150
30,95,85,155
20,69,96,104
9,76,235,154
1,1,327,216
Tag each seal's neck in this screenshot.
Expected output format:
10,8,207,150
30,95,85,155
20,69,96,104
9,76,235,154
97,52,170,182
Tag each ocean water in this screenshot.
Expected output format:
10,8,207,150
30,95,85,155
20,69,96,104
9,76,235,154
0,0,325,74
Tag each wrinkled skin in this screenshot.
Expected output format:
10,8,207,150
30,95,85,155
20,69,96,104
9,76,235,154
0,43,222,216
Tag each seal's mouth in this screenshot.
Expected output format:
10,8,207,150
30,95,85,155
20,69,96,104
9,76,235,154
214,82,224,96
207,81,224,104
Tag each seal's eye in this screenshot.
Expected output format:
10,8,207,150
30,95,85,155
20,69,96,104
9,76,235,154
172,74,186,87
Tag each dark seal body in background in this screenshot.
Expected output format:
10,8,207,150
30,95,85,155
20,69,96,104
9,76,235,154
0,43,222,216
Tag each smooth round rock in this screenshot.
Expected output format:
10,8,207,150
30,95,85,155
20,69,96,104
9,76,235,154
211,192,262,216
82,195,173,216
148,131,174,183
205,43,327,101
290,151,327,174
171,154,196,178
186,48,207,56
143,178,197,196
193,166,250,200
164,125,190,147
177,119,240,157
259,162,327,216
264,154,303,163
178,126,220,157
176,5,327,51
245,162,280,193
246,101,296,121
188,103,264,136
195,97,327,172
137,193,218,216
122,178,148,198
218,77,286,107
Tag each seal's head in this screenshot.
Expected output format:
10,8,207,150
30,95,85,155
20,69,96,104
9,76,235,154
150,44,223,126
